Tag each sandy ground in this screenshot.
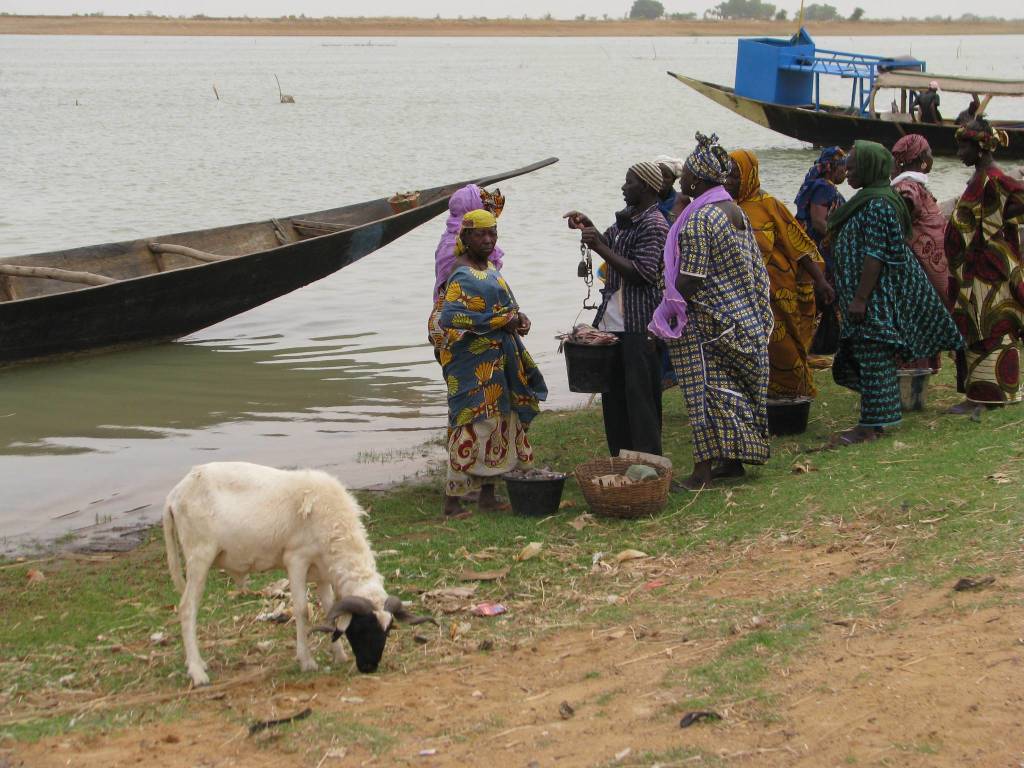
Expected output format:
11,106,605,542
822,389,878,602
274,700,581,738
2,15,1023,37
6,528,1022,767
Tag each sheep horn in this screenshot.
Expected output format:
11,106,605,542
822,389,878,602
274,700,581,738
327,595,376,623
385,595,439,627
311,624,344,642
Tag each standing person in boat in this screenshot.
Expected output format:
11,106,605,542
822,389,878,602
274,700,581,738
428,184,505,358
890,134,951,373
945,119,1024,413
649,133,772,489
563,162,669,457
437,209,547,518
828,141,962,446
726,149,835,399
794,147,847,270
914,82,943,125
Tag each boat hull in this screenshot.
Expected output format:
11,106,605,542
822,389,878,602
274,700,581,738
670,73,1024,159
0,158,557,366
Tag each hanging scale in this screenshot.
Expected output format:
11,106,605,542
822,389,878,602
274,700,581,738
576,241,599,310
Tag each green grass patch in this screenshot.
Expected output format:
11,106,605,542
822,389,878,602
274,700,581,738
1,367,1021,745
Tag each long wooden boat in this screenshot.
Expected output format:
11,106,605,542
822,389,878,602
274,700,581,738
669,29,1024,158
0,157,558,367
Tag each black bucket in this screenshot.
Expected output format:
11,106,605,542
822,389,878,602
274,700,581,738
563,340,619,393
504,475,566,517
767,397,812,436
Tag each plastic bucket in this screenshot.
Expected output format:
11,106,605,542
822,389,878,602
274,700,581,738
563,340,619,393
504,475,566,517
767,397,812,436
898,369,931,411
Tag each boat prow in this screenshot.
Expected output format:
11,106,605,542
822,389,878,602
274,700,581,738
0,157,558,366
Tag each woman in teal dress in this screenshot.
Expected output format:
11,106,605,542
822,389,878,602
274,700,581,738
828,141,962,445
437,209,547,517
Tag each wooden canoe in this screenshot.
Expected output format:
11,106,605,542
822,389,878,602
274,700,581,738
669,73,1024,159
0,157,558,366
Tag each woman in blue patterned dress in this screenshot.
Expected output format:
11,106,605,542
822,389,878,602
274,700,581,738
651,133,773,490
795,146,847,270
828,141,962,445
437,209,548,517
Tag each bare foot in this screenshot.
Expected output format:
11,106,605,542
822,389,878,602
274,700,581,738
478,484,511,512
710,460,745,480
678,460,713,491
443,496,472,519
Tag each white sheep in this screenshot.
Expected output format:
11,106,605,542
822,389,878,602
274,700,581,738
163,461,432,686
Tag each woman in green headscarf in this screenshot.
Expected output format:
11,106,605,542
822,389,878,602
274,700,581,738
828,141,962,445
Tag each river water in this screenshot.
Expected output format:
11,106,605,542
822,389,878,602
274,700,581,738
2,33,1022,553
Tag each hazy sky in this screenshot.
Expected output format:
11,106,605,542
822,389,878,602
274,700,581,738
2,1,1020,19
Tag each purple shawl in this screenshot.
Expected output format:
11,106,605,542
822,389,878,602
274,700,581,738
432,184,505,299
647,185,732,339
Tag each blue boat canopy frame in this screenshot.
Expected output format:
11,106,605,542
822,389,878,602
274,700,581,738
734,28,926,116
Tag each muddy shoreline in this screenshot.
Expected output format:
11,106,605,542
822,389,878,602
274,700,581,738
2,15,1023,37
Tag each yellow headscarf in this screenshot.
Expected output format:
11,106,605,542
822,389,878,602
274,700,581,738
728,149,820,264
455,209,498,256
730,149,761,203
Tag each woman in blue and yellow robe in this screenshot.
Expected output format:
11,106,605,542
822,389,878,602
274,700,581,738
437,212,547,512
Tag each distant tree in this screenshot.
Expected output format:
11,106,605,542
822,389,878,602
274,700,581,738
849,6,865,20
775,8,788,19
629,0,665,19
803,3,840,20
669,11,698,19
712,0,776,20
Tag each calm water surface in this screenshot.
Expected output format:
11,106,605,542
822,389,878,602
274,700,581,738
2,34,1022,552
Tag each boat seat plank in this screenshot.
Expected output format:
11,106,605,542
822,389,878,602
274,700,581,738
0,264,116,286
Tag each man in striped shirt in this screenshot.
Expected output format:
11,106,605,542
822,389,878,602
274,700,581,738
564,162,670,456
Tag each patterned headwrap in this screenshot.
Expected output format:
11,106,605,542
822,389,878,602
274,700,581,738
454,209,498,256
956,123,1010,153
629,161,665,193
684,132,734,185
479,187,505,218
794,146,847,212
891,134,931,167
654,155,684,180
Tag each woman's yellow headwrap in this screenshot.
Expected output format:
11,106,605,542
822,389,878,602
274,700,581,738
729,149,761,203
454,209,498,256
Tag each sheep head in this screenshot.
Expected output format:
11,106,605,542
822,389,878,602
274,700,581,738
322,595,436,673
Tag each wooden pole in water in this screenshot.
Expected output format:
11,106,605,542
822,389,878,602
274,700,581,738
212,83,220,101
274,74,295,104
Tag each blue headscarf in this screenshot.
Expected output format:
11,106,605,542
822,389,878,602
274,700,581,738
794,146,846,213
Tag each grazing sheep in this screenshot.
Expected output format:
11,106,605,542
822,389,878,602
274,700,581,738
163,461,433,686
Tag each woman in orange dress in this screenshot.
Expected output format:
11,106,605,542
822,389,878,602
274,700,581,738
727,149,835,398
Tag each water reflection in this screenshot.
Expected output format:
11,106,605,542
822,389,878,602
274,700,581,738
0,336,443,457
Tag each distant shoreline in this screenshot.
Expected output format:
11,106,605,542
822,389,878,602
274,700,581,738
2,15,1023,37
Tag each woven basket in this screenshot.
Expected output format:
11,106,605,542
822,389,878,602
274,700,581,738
573,457,671,520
